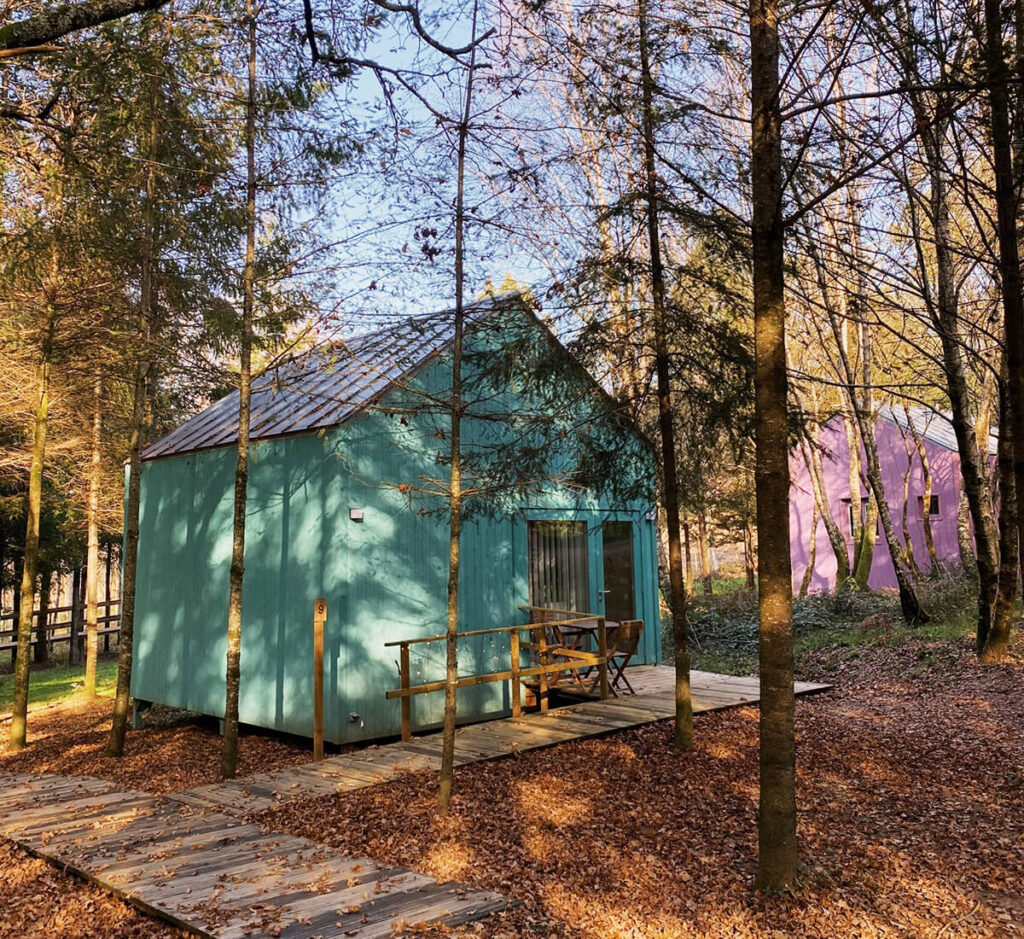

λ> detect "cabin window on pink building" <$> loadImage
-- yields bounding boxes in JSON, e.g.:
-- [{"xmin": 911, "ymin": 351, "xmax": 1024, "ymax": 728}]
[
  {"xmin": 917, "ymin": 495, "xmax": 940, "ymax": 520},
  {"xmin": 840, "ymin": 497, "xmax": 870, "ymax": 537}
]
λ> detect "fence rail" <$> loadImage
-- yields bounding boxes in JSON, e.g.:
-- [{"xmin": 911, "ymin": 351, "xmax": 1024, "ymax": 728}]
[
  {"xmin": 0, "ymin": 598, "xmax": 121, "ymax": 656},
  {"xmin": 385, "ymin": 614, "xmax": 608, "ymax": 741}
]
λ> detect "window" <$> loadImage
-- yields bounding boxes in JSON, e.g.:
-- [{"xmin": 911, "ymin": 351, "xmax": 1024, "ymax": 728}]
[
  {"xmin": 917, "ymin": 495, "xmax": 940, "ymax": 520},
  {"xmin": 527, "ymin": 520, "xmax": 590, "ymax": 613},
  {"xmin": 841, "ymin": 497, "xmax": 870, "ymax": 536}
]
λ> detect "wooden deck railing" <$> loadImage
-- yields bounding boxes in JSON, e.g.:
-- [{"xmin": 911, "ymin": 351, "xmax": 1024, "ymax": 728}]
[{"xmin": 385, "ymin": 615, "xmax": 609, "ymax": 741}]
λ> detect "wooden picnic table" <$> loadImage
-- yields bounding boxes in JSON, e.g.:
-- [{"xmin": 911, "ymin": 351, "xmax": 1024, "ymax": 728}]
[{"xmin": 554, "ymin": 620, "xmax": 618, "ymax": 664}]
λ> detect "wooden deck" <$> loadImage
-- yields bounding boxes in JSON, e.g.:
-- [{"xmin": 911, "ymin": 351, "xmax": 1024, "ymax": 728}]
[
  {"xmin": 0, "ymin": 667, "xmax": 828, "ymax": 938},
  {"xmin": 0, "ymin": 772, "xmax": 506, "ymax": 938},
  {"xmin": 172, "ymin": 666, "xmax": 830, "ymax": 817}
]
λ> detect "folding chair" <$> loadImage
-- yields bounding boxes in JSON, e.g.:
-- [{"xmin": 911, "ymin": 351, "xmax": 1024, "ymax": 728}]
[
  {"xmin": 606, "ymin": 620, "xmax": 643, "ymax": 696},
  {"xmin": 523, "ymin": 608, "xmax": 588, "ymax": 703}
]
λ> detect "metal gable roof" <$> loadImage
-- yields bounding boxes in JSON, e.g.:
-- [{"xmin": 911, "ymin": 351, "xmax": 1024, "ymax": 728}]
[
  {"xmin": 142, "ymin": 294, "xmax": 516, "ymax": 461},
  {"xmin": 881, "ymin": 404, "xmax": 999, "ymax": 457}
]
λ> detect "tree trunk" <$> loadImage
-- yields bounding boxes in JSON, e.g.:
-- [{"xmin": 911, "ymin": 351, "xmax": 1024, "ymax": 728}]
[
  {"xmin": 744, "ymin": 516, "xmax": 757, "ymax": 592},
  {"xmin": 107, "ymin": 67, "xmax": 159, "ymax": 758},
  {"xmin": 920, "ymin": 130, "xmax": 999, "ymax": 646},
  {"xmin": 843, "ymin": 413, "xmax": 870, "ymax": 584},
  {"xmin": 900, "ymin": 451, "xmax": 921, "ymax": 579},
  {"xmin": 957, "ymin": 491, "xmax": 976, "ymax": 572},
  {"xmin": 437, "ymin": 5, "xmax": 480, "ymax": 813},
  {"xmin": 220, "ymin": 0, "xmax": 257, "ymax": 780},
  {"xmin": 984, "ymin": 0, "xmax": 1024, "ymax": 618},
  {"xmin": 656, "ymin": 505, "xmax": 674, "ymax": 613},
  {"xmin": 69, "ymin": 565, "xmax": 83, "ymax": 666},
  {"xmin": 905, "ymin": 417, "xmax": 939, "ymax": 571},
  {"xmin": 858, "ymin": 418, "xmax": 928, "ymax": 621},
  {"xmin": 852, "ymin": 489, "xmax": 878, "ymax": 589},
  {"xmin": 639, "ymin": 0, "xmax": 693, "ymax": 749},
  {"xmin": 683, "ymin": 521, "xmax": 694, "ymax": 596},
  {"xmin": 697, "ymin": 512, "xmax": 713, "ymax": 596},
  {"xmin": 799, "ymin": 499, "xmax": 817, "ymax": 597},
  {"xmin": 9, "ymin": 363, "xmax": 49, "ymax": 751},
  {"xmin": 800, "ymin": 434, "xmax": 850, "ymax": 584},
  {"xmin": 34, "ymin": 565, "xmax": 50, "ymax": 664},
  {"xmin": 104, "ymin": 546, "xmax": 113, "ymax": 653},
  {"xmin": 84, "ymin": 371, "xmax": 102, "ymax": 696},
  {"xmin": 983, "ymin": 375, "xmax": 1018, "ymax": 661},
  {"xmin": 10, "ymin": 553, "xmax": 23, "ymax": 668},
  {"xmin": 749, "ymin": 0, "xmax": 798, "ymax": 889}
]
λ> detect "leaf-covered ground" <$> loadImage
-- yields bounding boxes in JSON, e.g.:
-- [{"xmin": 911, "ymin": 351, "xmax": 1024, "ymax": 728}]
[
  {"xmin": 0, "ymin": 695, "xmax": 310, "ymax": 793},
  {"xmin": 1, "ymin": 631, "xmax": 1022, "ymax": 937},
  {"xmin": 255, "ymin": 635, "xmax": 1024, "ymax": 938},
  {"xmin": 0, "ymin": 840, "xmax": 185, "ymax": 939}
]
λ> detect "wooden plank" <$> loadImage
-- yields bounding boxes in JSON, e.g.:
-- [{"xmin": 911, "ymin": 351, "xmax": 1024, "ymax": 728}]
[
  {"xmin": 133, "ymin": 840, "xmax": 335, "ymax": 901},
  {"xmin": 213, "ymin": 866, "xmax": 436, "ymax": 930},
  {"xmin": 88, "ymin": 826, "xmax": 269, "ymax": 880},
  {"xmin": 1, "ymin": 795, "xmax": 156, "ymax": 841}
]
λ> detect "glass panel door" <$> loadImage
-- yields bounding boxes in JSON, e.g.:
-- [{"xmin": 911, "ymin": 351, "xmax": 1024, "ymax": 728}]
[
  {"xmin": 528, "ymin": 520, "xmax": 590, "ymax": 613},
  {"xmin": 601, "ymin": 521, "xmax": 635, "ymax": 622}
]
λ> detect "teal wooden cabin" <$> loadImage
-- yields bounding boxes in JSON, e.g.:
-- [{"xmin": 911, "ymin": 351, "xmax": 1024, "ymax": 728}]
[{"xmin": 131, "ymin": 294, "xmax": 661, "ymax": 745}]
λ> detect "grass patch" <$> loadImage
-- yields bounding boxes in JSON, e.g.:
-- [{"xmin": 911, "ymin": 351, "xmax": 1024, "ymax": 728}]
[
  {"xmin": 664, "ymin": 573, "xmax": 983, "ymax": 675},
  {"xmin": 0, "ymin": 658, "xmax": 118, "ymax": 712}
]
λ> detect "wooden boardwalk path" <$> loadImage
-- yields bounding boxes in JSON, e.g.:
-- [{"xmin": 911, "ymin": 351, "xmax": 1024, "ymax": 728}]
[
  {"xmin": 0, "ymin": 772, "xmax": 505, "ymax": 938},
  {"xmin": 172, "ymin": 667, "xmax": 830, "ymax": 818},
  {"xmin": 0, "ymin": 667, "xmax": 827, "ymax": 938}
]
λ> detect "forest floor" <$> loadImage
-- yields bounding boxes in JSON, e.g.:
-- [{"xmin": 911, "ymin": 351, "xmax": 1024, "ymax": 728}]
[
  {"xmin": 0, "ymin": 693, "xmax": 310, "ymax": 794},
  {"xmin": 252, "ymin": 629, "xmax": 1024, "ymax": 939},
  {"xmin": 1, "ymin": 579, "xmax": 1022, "ymax": 938},
  {"xmin": 0, "ymin": 838, "xmax": 185, "ymax": 939}
]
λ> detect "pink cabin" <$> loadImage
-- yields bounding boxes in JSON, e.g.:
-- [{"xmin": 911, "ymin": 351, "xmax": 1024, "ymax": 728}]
[{"xmin": 789, "ymin": 406, "xmax": 997, "ymax": 593}]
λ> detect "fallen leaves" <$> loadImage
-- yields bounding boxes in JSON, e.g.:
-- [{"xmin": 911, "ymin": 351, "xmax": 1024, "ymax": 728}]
[
  {"xmin": 0, "ymin": 695, "xmax": 311, "ymax": 793},
  {"xmin": 0, "ymin": 839, "xmax": 184, "ymax": 938},
  {"xmin": 254, "ymin": 634, "xmax": 1024, "ymax": 939},
  {"xmin": 2, "ymin": 633, "xmax": 1022, "ymax": 938}
]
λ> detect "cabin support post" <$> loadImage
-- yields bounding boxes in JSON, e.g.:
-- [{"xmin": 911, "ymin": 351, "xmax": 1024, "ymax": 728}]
[
  {"xmin": 597, "ymin": 617, "xmax": 609, "ymax": 700},
  {"xmin": 510, "ymin": 628, "xmax": 521, "ymax": 717},
  {"xmin": 399, "ymin": 642, "xmax": 412, "ymax": 741},
  {"xmin": 313, "ymin": 598, "xmax": 326, "ymax": 760},
  {"xmin": 131, "ymin": 699, "xmax": 147, "ymax": 730}
]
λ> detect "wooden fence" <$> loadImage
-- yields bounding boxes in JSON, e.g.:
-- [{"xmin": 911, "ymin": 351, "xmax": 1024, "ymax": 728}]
[
  {"xmin": 385, "ymin": 615, "xmax": 608, "ymax": 741},
  {"xmin": 0, "ymin": 598, "xmax": 121, "ymax": 660}
]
